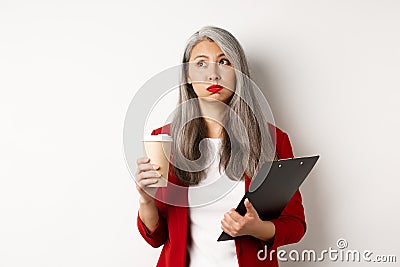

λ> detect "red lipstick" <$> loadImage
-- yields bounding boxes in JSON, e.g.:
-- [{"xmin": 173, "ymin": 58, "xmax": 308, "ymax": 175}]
[{"xmin": 207, "ymin": 84, "xmax": 223, "ymax": 93}]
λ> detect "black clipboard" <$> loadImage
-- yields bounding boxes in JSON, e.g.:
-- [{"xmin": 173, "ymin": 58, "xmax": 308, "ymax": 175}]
[{"xmin": 217, "ymin": 155, "xmax": 319, "ymax": 241}]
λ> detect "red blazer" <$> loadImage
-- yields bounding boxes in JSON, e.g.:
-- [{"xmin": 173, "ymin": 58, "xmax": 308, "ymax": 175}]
[{"xmin": 137, "ymin": 123, "xmax": 306, "ymax": 267}]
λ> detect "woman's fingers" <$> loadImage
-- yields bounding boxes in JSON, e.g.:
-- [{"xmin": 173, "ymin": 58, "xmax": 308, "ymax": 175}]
[
  {"xmin": 136, "ymin": 170, "xmax": 161, "ymax": 182},
  {"xmin": 135, "ymin": 157, "xmax": 161, "ymax": 187},
  {"xmin": 136, "ymin": 163, "xmax": 157, "ymax": 172},
  {"xmin": 228, "ymin": 210, "xmax": 243, "ymax": 223},
  {"xmin": 136, "ymin": 157, "xmax": 150, "ymax": 165},
  {"xmin": 135, "ymin": 166, "xmax": 161, "ymax": 186},
  {"xmin": 221, "ymin": 219, "xmax": 234, "ymax": 236},
  {"xmin": 135, "ymin": 157, "xmax": 162, "ymax": 201},
  {"xmin": 138, "ymin": 178, "xmax": 159, "ymax": 187},
  {"xmin": 136, "ymin": 157, "xmax": 153, "ymax": 173},
  {"xmin": 223, "ymin": 212, "xmax": 240, "ymax": 226}
]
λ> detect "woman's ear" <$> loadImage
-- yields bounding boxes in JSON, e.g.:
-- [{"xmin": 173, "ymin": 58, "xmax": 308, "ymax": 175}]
[{"xmin": 187, "ymin": 76, "xmax": 192, "ymax": 85}]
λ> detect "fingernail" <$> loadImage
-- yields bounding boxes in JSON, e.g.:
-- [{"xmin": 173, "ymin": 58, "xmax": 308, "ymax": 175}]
[{"xmin": 153, "ymin": 164, "xmax": 160, "ymax": 169}]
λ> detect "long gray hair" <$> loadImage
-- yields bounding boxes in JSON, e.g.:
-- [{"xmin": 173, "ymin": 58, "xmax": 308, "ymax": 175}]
[{"xmin": 170, "ymin": 26, "xmax": 277, "ymax": 186}]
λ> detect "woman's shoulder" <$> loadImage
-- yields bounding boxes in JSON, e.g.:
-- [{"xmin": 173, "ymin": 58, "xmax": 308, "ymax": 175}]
[
  {"xmin": 267, "ymin": 123, "xmax": 294, "ymax": 159},
  {"xmin": 150, "ymin": 123, "xmax": 171, "ymax": 135},
  {"xmin": 267, "ymin": 122, "xmax": 287, "ymax": 140}
]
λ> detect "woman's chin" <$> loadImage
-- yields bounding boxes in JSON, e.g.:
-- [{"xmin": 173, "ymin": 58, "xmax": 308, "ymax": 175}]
[{"xmin": 201, "ymin": 92, "xmax": 230, "ymax": 101}]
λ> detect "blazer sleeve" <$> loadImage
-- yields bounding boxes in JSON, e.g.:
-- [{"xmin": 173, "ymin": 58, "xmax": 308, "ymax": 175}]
[
  {"xmin": 136, "ymin": 129, "xmax": 169, "ymax": 248},
  {"xmin": 136, "ymin": 200, "xmax": 168, "ymax": 248},
  {"xmin": 265, "ymin": 131, "xmax": 307, "ymax": 250}
]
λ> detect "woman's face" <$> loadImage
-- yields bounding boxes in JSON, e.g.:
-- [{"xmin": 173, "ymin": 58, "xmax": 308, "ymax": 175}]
[{"xmin": 187, "ymin": 40, "xmax": 236, "ymax": 104}]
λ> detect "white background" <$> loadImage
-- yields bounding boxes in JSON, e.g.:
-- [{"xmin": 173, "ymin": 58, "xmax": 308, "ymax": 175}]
[{"xmin": 1, "ymin": 1, "xmax": 399, "ymax": 266}]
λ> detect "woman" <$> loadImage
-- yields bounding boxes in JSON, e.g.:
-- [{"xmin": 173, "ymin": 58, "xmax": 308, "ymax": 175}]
[{"xmin": 135, "ymin": 26, "xmax": 306, "ymax": 267}]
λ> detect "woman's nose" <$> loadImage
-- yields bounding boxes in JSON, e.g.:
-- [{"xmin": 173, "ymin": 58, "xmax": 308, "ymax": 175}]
[
  {"xmin": 208, "ymin": 73, "xmax": 220, "ymax": 82},
  {"xmin": 208, "ymin": 64, "xmax": 221, "ymax": 82}
]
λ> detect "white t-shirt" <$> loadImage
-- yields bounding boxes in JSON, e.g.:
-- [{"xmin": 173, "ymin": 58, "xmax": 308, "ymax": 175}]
[{"xmin": 187, "ymin": 138, "xmax": 245, "ymax": 267}]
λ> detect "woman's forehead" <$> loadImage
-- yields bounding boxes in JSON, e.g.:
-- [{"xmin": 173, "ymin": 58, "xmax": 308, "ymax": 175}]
[{"xmin": 190, "ymin": 40, "xmax": 224, "ymax": 60}]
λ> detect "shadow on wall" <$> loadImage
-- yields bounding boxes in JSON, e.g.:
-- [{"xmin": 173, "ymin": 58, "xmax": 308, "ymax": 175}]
[{"xmin": 248, "ymin": 55, "xmax": 330, "ymax": 266}]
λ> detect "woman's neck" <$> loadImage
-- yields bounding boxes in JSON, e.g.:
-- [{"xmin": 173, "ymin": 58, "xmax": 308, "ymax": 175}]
[
  {"xmin": 204, "ymin": 119, "xmax": 223, "ymax": 138},
  {"xmin": 198, "ymin": 98, "xmax": 227, "ymax": 138}
]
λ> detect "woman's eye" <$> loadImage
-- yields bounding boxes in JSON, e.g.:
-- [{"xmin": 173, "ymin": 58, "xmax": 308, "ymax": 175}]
[
  {"xmin": 197, "ymin": 61, "xmax": 207, "ymax": 67},
  {"xmin": 219, "ymin": 59, "xmax": 230, "ymax": 65}
]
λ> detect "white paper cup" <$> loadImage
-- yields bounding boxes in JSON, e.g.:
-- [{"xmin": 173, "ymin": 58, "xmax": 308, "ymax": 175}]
[{"xmin": 142, "ymin": 134, "xmax": 173, "ymax": 187}]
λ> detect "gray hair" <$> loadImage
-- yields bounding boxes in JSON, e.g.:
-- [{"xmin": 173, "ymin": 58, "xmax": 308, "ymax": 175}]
[{"xmin": 170, "ymin": 26, "xmax": 276, "ymax": 185}]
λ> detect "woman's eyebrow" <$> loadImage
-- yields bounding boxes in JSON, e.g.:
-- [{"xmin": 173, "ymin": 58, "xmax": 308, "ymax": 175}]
[
  {"xmin": 193, "ymin": 53, "xmax": 226, "ymax": 60},
  {"xmin": 193, "ymin": 55, "xmax": 209, "ymax": 60}
]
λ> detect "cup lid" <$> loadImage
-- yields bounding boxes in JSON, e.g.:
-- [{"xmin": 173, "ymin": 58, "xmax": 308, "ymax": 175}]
[{"xmin": 142, "ymin": 134, "xmax": 173, "ymax": 142}]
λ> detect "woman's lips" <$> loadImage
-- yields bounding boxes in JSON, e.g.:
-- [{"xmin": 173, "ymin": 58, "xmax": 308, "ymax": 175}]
[{"xmin": 207, "ymin": 84, "xmax": 223, "ymax": 93}]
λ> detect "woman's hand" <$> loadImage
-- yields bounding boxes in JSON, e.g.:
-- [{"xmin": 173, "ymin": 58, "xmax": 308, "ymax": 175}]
[
  {"xmin": 135, "ymin": 157, "xmax": 161, "ymax": 205},
  {"xmin": 221, "ymin": 198, "xmax": 276, "ymax": 241}
]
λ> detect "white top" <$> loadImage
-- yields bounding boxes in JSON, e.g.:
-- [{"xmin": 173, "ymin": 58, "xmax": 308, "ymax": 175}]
[{"xmin": 187, "ymin": 138, "xmax": 244, "ymax": 267}]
